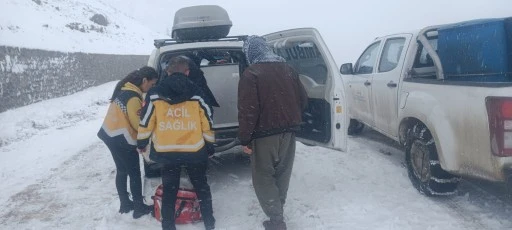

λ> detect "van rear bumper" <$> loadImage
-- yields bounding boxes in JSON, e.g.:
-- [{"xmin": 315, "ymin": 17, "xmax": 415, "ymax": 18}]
[{"xmin": 213, "ymin": 127, "xmax": 240, "ymax": 152}]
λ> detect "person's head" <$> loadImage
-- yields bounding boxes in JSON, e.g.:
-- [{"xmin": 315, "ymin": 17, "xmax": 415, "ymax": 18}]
[
  {"xmin": 243, "ymin": 35, "xmax": 285, "ymax": 65},
  {"xmin": 166, "ymin": 56, "xmax": 191, "ymax": 77},
  {"xmin": 110, "ymin": 66, "xmax": 158, "ymax": 101},
  {"xmin": 137, "ymin": 66, "xmax": 159, "ymax": 92},
  {"xmin": 187, "ymin": 53, "xmax": 202, "ymax": 67}
]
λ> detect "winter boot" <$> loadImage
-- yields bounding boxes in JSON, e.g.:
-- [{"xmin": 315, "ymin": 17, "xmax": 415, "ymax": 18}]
[
  {"xmin": 119, "ymin": 193, "xmax": 134, "ymax": 214},
  {"xmin": 204, "ymin": 215, "xmax": 216, "ymax": 230},
  {"xmin": 263, "ymin": 219, "xmax": 287, "ymax": 230},
  {"xmin": 133, "ymin": 201, "xmax": 153, "ymax": 219},
  {"xmin": 119, "ymin": 200, "xmax": 134, "ymax": 214}
]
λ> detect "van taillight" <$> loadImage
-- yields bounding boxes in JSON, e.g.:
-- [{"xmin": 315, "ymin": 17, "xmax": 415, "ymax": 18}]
[{"xmin": 486, "ymin": 97, "xmax": 512, "ymax": 156}]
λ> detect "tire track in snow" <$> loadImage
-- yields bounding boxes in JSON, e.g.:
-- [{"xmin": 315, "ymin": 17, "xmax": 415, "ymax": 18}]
[
  {"xmin": 0, "ymin": 142, "xmax": 131, "ymax": 229},
  {"xmin": 354, "ymin": 129, "xmax": 512, "ymax": 229},
  {"xmin": 447, "ymin": 180, "xmax": 512, "ymax": 229}
]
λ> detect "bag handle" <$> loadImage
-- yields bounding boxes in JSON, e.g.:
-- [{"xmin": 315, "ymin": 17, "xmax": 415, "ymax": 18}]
[{"xmin": 175, "ymin": 200, "xmax": 187, "ymax": 218}]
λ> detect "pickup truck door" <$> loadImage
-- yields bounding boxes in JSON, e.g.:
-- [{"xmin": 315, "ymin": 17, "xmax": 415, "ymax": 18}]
[
  {"xmin": 370, "ymin": 34, "xmax": 412, "ymax": 137},
  {"xmin": 347, "ymin": 40, "xmax": 383, "ymax": 127},
  {"xmin": 264, "ymin": 28, "xmax": 348, "ymax": 151}
]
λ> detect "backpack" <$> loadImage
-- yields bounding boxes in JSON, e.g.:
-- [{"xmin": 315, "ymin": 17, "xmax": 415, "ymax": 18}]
[{"xmin": 152, "ymin": 184, "xmax": 202, "ymax": 224}]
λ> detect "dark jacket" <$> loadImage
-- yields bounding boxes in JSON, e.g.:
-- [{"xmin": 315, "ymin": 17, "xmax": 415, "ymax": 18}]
[
  {"xmin": 138, "ymin": 73, "xmax": 214, "ymax": 164},
  {"xmin": 237, "ymin": 62, "xmax": 308, "ymax": 146},
  {"xmin": 188, "ymin": 68, "xmax": 220, "ymax": 108}
]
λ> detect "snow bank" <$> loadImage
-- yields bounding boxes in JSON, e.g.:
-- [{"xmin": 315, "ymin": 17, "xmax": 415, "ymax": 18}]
[{"xmin": 0, "ymin": 81, "xmax": 116, "ymax": 206}]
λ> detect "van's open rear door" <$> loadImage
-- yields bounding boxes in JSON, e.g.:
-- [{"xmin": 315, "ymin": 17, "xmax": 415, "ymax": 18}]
[{"xmin": 264, "ymin": 28, "xmax": 348, "ymax": 151}]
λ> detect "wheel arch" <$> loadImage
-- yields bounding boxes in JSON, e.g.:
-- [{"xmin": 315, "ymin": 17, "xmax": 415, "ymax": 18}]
[{"xmin": 399, "ymin": 115, "xmax": 458, "ymax": 173}]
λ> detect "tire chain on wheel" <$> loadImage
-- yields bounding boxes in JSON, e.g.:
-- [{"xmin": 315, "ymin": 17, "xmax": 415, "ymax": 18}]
[{"xmin": 406, "ymin": 123, "xmax": 460, "ymax": 196}]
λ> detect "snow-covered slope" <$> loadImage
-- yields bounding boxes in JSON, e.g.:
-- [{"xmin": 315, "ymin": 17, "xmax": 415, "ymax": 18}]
[{"xmin": 0, "ymin": 0, "xmax": 166, "ymax": 54}]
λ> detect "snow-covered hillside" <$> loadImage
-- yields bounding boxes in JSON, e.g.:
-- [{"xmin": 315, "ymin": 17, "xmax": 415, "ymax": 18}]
[{"xmin": 0, "ymin": 0, "xmax": 165, "ymax": 54}]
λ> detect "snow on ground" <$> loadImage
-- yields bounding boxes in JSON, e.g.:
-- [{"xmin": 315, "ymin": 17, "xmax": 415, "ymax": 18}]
[
  {"xmin": 1, "ymin": 82, "xmax": 512, "ymax": 229},
  {"xmin": 0, "ymin": 81, "xmax": 116, "ymax": 206},
  {"xmin": 0, "ymin": 0, "xmax": 165, "ymax": 54}
]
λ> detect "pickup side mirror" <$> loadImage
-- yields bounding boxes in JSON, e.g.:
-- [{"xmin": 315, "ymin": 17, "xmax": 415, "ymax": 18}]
[{"xmin": 340, "ymin": 63, "xmax": 353, "ymax": 75}]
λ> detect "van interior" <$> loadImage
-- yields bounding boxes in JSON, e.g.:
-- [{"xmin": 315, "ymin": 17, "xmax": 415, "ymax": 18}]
[{"xmin": 157, "ymin": 41, "xmax": 333, "ymax": 148}]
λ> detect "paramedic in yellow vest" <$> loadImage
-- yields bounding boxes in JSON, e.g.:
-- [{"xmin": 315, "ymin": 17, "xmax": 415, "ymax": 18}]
[
  {"xmin": 137, "ymin": 56, "xmax": 215, "ymax": 230},
  {"xmin": 97, "ymin": 66, "xmax": 158, "ymax": 219}
]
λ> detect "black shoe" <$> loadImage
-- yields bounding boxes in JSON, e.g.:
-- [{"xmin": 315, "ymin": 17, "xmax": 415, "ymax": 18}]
[
  {"xmin": 162, "ymin": 220, "xmax": 177, "ymax": 230},
  {"xmin": 162, "ymin": 225, "xmax": 177, "ymax": 230},
  {"xmin": 263, "ymin": 220, "xmax": 287, "ymax": 230},
  {"xmin": 205, "ymin": 223, "xmax": 215, "ymax": 230},
  {"xmin": 204, "ymin": 216, "xmax": 216, "ymax": 230},
  {"xmin": 133, "ymin": 203, "xmax": 153, "ymax": 219},
  {"xmin": 119, "ymin": 200, "xmax": 134, "ymax": 214}
]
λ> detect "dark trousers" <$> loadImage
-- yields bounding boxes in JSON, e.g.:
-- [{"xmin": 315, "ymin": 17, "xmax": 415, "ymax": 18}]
[
  {"xmin": 104, "ymin": 141, "xmax": 143, "ymax": 203},
  {"xmin": 161, "ymin": 161, "xmax": 215, "ymax": 230},
  {"xmin": 251, "ymin": 132, "xmax": 296, "ymax": 221}
]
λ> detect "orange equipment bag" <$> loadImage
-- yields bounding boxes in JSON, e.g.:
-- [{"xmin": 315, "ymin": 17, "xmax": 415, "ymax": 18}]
[{"xmin": 152, "ymin": 184, "xmax": 202, "ymax": 224}]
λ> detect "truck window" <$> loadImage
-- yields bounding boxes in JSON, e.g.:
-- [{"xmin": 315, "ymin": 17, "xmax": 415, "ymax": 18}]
[
  {"xmin": 272, "ymin": 41, "xmax": 328, "ymax": 84},
  {"xmin": 409, "ymin": 37, "xmax": 438, "ymax": 79},
  {"xmin": 414, "ymin": 38, "xmax": 438, "ymax": 68},
  {"xmin": 378, "ymin": 38, "xmax": 405, "ymax": 72},
  {"xmin": 354, "ymin": 41, "xmax": 381, "ymax": 74}
]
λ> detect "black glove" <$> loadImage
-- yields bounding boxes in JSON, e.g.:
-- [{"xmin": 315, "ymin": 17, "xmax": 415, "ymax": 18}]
[{"xmin": 206, "ymin": 143, "xmax": 215, "ymax": 157}]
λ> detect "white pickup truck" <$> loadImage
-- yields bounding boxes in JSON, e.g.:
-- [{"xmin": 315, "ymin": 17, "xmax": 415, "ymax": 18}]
[{"xmin": 341, "ymin": 18, "xmax": 512, "ymax": 196}]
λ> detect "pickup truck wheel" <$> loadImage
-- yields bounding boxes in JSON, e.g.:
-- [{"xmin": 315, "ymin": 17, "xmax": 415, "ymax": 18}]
[
  {"xmin": 348, "ymin": 119, "xmax": 365, "ymax": 135},
  {"xmin": 405, "ymin": 124, "xmax": 460, "ymax": 196}
]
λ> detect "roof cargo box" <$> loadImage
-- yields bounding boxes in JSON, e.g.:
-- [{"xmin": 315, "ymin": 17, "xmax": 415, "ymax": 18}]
[
  {"xmin": 172, "ymin": 5, "xmax": 232, "ymax": 41},
  {"xmin": 437, "ymin": 17, "xmax": 512, "ymax": 82}
]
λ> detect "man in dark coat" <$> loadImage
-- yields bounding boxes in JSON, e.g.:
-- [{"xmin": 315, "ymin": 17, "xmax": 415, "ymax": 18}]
[
  {"xmin": 186, "ymin": 55, "xmax": 220, "ymax": 108},
  {"xmin": 238, "ymin": 35, "xmax": 308, "ymax": 230}
]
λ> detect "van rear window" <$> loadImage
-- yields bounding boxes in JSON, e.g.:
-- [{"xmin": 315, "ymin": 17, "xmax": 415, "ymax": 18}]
[
  {"xmin": 158, "ymin": 49, "xmax": 247, "ymax": 78},
  {"xmin": 273, "ymin": 41, "xmax": 328, "ymax": 85}
]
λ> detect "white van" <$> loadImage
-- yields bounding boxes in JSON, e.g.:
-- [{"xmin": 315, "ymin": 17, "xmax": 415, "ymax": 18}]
[{"xmin": 143, "ymin": 5, "xmax": 348, "ymax": 179}]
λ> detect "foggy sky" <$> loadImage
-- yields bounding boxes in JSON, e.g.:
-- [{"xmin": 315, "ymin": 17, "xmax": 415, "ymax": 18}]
[{"xmin": 117, "ymin": 0, "xmax": 511, "ymax": 66}]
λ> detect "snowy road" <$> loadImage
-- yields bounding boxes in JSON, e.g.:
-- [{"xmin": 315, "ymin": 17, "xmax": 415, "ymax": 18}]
[{"xmin": 1, "ymin": 82, "xmax": 512, "ymax": 230}]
